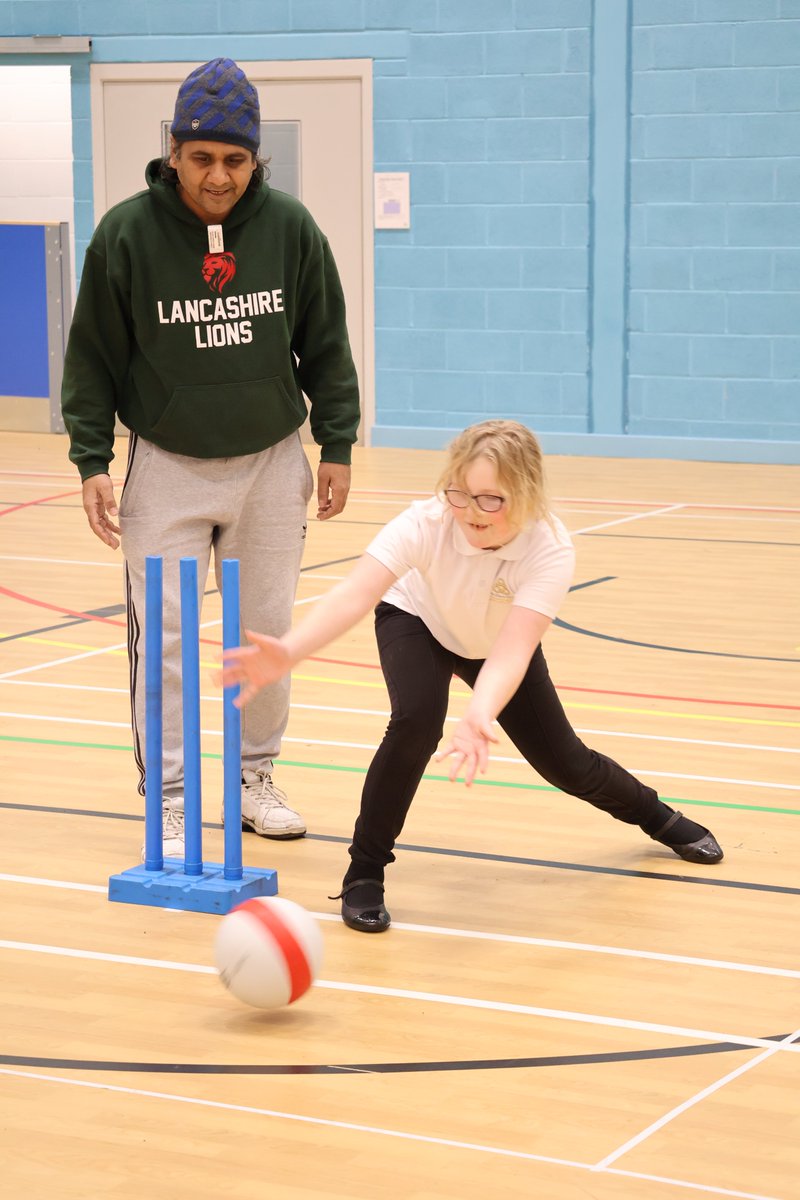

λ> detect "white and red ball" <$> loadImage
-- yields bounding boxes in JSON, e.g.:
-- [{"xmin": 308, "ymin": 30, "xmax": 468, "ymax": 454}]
[{"xmin": 214, "ymin": 895, "xmax": 323, "ymax": 1009}]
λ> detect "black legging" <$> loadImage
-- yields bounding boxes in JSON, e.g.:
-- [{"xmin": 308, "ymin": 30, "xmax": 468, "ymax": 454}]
[{"xmin": 346, "ymin": 602, "xmax": 671, "ymax": 880}]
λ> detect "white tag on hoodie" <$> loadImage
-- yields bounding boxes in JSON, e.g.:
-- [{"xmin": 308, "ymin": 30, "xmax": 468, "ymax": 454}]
[{"xmin": 207, "ymin": 225, "xmax": 224, "ymax": 253}]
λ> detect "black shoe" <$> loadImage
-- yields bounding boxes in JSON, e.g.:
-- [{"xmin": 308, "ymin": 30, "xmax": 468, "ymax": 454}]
[
  {"xmin": 651, "ymin": 810, "xmax": 724, "ymax": 865},
  {"xmin": 330, "ymin": 879, "xmax": 391, "ymax": 933}
]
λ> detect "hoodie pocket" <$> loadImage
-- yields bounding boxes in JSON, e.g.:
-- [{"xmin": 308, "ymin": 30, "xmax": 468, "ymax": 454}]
[{"xmin": 151, "ymin": 376, "xmax": 306, "ymax": 458}]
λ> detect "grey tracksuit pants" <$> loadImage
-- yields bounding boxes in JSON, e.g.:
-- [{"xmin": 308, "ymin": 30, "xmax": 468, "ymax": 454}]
[{"xmin": 119, "ymin": 432, "xmax": 314, "ymax": 800}]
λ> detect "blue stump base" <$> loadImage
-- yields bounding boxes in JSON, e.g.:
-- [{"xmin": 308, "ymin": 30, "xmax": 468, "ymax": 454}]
[{"xmin": 108, "ymin": 859, "xmax": 279, "ymax": 915}]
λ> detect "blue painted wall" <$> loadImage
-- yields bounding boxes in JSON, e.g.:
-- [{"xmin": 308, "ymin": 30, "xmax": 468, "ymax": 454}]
[
  {"xmin": 629, "ymin": 0, "xmax": 800, "ymax": 449},
  {"xmin": 2, "ymin": 0, "xmax": 799, "ymax": 462}
]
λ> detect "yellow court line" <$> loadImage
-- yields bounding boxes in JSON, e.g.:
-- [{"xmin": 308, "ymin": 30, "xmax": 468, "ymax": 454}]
[
  {"xmin": 292, "ymin": 674, "xmax": 799, "ymax": 728},
  {"xmin": 4, "ymin": 636, "xmax": 798, "ymax": 730},
  {"xmin": 1, "ymin": 634, "xmax": 129, "ymax": 657}
]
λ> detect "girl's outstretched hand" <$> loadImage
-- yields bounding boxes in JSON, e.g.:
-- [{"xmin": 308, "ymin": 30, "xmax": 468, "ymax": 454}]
[
  {"xmin": 434, "ymin": 714, "xmax": 498, "ymax": 786},
  {"xmin": 215, "ymin": 631, "xmax": 292, "ymax": 709}
]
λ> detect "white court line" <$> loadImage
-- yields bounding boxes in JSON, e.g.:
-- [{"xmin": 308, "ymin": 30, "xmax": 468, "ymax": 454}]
[
  {"xmin": 1, "ymin": 938, "xmax": 797, "ymax": 1055},
  {"xmin": 556, "ymin": 496, "xmax": 800, "ymax": 515},
  {"xmin": 2, "ymin": 471, "xmax": 798, "ymax": 513},
  {"xmin": 2, "ymin": 681, "xmax": 799, "ymax": 757},
  {"xmin": 595, "ymin": 1027, "xmax": 800, "ymax": 1172},
  {"xmin": 0, "ymin": 595, "xmax": 325, "ymax": 682},
  {"xmin": 564, "ymin": 510, "xmax": 800, "ymax": 526},
  {"xmin": 1, "ymin": 681, "xmax": 143, "ymax": 696},
  {"xmin": 607, "ymin": 1171, "xmax": 779, "ymax": 1200},
  {"xmin": 0, "ymin": 554, "xmax": 120, "ymax": 567},
  {"xmin": 0, "ymin": 471, "xmax": 86, "ymax": 480},
  {"xmin": 0, "ymin": 554, "xmax": 344, "ymax": 578},
  {"xmin": 0, "ymin": 640, "xmax": 130, "ymax": 680},
  {"xmin": 0, "ymin": 709, "xmax": 793, "ymax": 792},
  {"xmin": 0, "ymin": 874, "xmax": 107, "ymax": 894},
  {"xmin": 621, "ymin": 769, "xmax": 796, "ymax": 792},
  {"xmin": 572, "ymin": 503, "xmax": 685, "ymax": 535},
  {"xmin": 566, "ymin": 727, "xmax": 800, "ymax": 756},
  {"xmin": 3, "ymin": 873, "xmax": 800, "ymax": 982},
  {"xmin": 0, "ymin": 1069, "xmax": 781, "ymax": 1200},
  {"xmin": 0, "ymin": 616, "xmax": 234, "ymax": 682}
]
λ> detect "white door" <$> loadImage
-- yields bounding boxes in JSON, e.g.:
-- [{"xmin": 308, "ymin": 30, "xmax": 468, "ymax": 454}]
[{"xmin": 90, "ymin": 60, "xmax": 373, "ymax": 441}]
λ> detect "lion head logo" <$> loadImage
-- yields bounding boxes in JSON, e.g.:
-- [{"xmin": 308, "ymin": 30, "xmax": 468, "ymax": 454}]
[{"xmin": 202, "ymin": 252, "xmax": 237, "ymax": 294}]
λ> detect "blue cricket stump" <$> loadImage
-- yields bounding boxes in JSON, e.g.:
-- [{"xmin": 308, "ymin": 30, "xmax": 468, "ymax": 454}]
[{"xmin": 108, "ymin": 555, "xmax": 278, "ymax": 914}]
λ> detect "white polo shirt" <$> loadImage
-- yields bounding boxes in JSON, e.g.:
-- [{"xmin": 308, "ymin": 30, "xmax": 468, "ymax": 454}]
[{"xmin": 365, "ymin": 496, "xmax": 575, "ymax": 660}]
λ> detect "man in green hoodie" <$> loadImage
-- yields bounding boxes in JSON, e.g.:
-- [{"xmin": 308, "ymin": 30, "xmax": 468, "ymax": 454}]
[{"xmin": 61, "ymin": 58, "xmax": 360, "ymax": 857}]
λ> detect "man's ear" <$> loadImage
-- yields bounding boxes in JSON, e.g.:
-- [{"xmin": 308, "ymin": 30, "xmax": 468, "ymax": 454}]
[{"xmin": 169, "ymin": 137, "xmax": 179, "ymax": 168}]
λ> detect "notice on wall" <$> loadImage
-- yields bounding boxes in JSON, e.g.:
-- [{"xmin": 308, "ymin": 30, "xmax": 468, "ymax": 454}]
[{"xmin": 374, "ymin": 172, "xmax": 410, "ymax": 229}]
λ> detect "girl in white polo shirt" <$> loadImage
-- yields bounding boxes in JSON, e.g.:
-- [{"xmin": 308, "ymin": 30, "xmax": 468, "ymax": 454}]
[{"xmin": 219, "ymin": 420, "xmax": 723, "ymax": 933}]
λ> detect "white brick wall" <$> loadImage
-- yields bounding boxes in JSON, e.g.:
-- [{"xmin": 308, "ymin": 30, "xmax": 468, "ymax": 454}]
[{"xmin": 0, "ymin": 64, "xmax": 74, "ymax": 292}]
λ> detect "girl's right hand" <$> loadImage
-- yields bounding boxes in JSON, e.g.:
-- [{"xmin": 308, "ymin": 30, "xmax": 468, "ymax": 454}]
[
  {"xmin": 214, "ymin": 631, "xmax": 292, "ymax": 708},
  {"xmin": 434, "ymin": 713, "xmax": 498, "ymax": 786}
]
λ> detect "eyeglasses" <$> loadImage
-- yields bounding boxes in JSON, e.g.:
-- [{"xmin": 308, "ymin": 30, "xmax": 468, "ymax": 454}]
[{"xmin": 443, "ymin": 488, "xmax": 506, "ymax": 514}]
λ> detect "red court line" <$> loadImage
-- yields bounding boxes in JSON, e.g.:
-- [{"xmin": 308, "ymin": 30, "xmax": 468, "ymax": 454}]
[
  {"xmin": 0, "ymin": 585, "xmax": 219, "ymax": 648},
  {"xmin": 309, "ymin": 655, "xmax": 381, "ymax": 671},
  {"xmin": 351, "ymin": 491, "xmax": 800, "ymax": 515},
  {"xmin": 554, "ymin": 683, "xmax": 800, "ymax": 712},
  {"xmin": 0, "ymin": 486, "xmax": 127, "ymax": 628},
  {"xmin": 0, "ymin": 489, "xmax": 83, "ymax": 518},
  {"xmin": 4, "ymin": 580, "xmax": 796, "ymax": 710},
  {"xmin": 303, "ymin": 655, "xmax": 798, "ymax": 712},
  {"xmin": 0, "ymin": 584, "xmax": 126, "ymax": 628},
  {"xmin": 3, "ymin": 480, "xmax": 797, "ymax": 516},
  {"xmin": 4, "ymin": 584, "xmax": 795, "ymax": 713},
  {"xmin": 4, "ymin": 489, "xmax": 794, "ymax": 712},
  {"xmin": 0, "ymin": 470, "xmax": 82, "ymax": 479}
]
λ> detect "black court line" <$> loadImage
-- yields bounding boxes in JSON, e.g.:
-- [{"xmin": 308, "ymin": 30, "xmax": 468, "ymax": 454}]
[
  {"xmin": 300, "ymin": 556, "xmax": 361, "ymax": 571},
  {"xmin": 1, "ymin": 617, "xmax": 93, "ymax": 644},
  {"xmin": 568, "ymin": 575, "xmax": 616, "ymax": 591},
  {"xmin": 0, "ymin": 603, "xmax": 127, "ymax": 645},
  {"xmin": 0, "ymin": 1036, "xmax": 789, "ymax": 1076},
  {"xmin": 554, "ymin": 615, "xmax": 800, "ymax": 664},
  {"xmin": 0, "ymin": 499, "xmax": 82, "ymax": 510},
  {"xmin": 584, "ymin": 532, "xmax": 800, "ymax": 549},
  {"xmin": 2, "ymin": 802, "xmax": 798, "ymax": 897},
  {"xmin": 0, "ymin": 560, "xmax": 360, "ymax": 645}
]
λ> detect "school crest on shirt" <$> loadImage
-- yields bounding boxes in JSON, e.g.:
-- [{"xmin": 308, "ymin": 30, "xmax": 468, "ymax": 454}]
[
  {"xmin": 490, "ymin": 578, "xmax": 513, "ymax": 602},
  {"xmin": 202, "ymin": 251, "xmax": 237, "ymax": 293}
]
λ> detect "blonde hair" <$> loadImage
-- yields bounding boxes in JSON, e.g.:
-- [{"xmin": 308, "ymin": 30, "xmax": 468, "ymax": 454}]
[{"xmin": 436, "ymin": 419, "xmax": 550, "ymax": 527}]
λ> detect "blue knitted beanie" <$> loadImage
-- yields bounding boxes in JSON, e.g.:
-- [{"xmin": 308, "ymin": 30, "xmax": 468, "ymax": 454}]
[{"xmin": 171, "ymin": 58, "xmax": 260, "ymax": 153}]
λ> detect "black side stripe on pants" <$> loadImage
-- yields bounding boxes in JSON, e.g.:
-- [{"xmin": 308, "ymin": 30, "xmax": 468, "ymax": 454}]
[{"xmin": 123, "ymin": 434, "xmax": 146, "ymax": 797}]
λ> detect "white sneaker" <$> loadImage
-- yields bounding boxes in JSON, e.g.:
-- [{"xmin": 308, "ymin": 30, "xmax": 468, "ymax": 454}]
[
  {"xmin": 141, "ymin": 798, "xmax": 185, "ymax": 861},
  {"xmin": 239, "ymin": 767, "xmax": 306, "ymax": 839}
]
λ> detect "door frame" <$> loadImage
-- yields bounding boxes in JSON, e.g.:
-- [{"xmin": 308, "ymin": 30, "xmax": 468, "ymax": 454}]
[{"xmin": 89, "ymin": 59, "xmax": 374, "ymax": 443}]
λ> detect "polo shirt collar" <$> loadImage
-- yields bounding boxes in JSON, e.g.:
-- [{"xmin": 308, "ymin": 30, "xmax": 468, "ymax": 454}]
[{"xmin": 451, "ymin": 519, "xmax": 535, "ymax": 560}]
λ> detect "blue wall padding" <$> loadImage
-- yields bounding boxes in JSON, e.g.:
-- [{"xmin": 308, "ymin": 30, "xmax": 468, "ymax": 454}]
[{"xmin": 0, "ymin": 224, "xmax": 50, "ymax": 398}]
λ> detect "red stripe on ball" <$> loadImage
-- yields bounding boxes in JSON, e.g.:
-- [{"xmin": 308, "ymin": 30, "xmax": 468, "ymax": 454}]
[{"xmin": 236, "ymin": 899, "xmax": 313, "ymax": 1003}]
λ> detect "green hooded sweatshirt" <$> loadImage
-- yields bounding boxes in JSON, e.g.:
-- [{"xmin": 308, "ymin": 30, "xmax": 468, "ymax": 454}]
[{"xmin": 61, "ymin": 160, "xmax": 360, "ymax": 481}]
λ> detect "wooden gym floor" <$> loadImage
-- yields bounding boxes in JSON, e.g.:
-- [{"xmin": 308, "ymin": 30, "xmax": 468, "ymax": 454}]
[{"xmin": 1, "ymin": 430, "xmax": 798, "ymax": 1200}]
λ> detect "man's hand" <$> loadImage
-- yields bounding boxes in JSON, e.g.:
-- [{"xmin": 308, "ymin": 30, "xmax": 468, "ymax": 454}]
[
  {"xmin": 82, "ymin": 474, "xmax": 120, "ymax": 549},
  {"xmin": 316, "ymin": 462, "xmax": 351, "ymax": 520}
]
